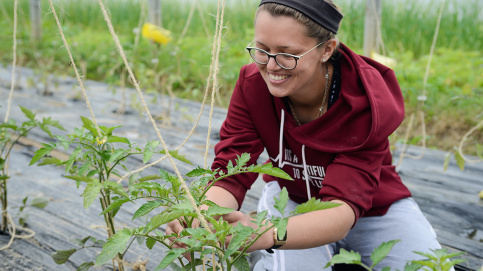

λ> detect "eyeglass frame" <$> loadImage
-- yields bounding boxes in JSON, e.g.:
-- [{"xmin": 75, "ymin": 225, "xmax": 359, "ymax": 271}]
[{"xmin": 246, "ymin": 40, "xmax": 326, "ymax": 70}]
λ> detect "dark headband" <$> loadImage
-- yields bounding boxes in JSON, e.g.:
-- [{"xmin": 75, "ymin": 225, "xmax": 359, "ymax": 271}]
[{"xmin": 259, "ymin": 0, "xmax": 343, "ymax": 34}]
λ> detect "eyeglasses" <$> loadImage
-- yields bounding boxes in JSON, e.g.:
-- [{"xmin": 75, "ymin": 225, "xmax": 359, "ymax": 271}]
[{"xmin": 246, "ymin": 40, "xmax": 325, "ymax": 70}]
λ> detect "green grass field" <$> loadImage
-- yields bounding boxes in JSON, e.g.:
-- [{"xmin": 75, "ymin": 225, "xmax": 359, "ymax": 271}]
[{"xmin": 0, "ymin": 0, "xmax": 481, "ymax": 154}]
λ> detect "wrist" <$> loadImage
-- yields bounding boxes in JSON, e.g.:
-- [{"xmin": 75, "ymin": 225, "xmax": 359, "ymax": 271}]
[{"xmin": 265, "ymin": 225, "xmax": 287, "ymax": 253}]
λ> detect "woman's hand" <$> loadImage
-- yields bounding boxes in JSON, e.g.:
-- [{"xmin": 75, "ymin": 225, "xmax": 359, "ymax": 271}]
[
  {"xmin": 165, "ymin": 218, "xmax": 200, "ymax": 261},
  {"xmin": 222, "ymin": 211, "xmax": 274, "ymax": 253}
]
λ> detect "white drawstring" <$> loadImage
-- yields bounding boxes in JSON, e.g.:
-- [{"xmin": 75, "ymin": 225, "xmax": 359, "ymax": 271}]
[
  {"xmin": 279, "ymin": 109, "xmax": 285, "ymax": 168},
  {"xmin": 301, "ymin": 144, "xmax": 311, "ymax": 200}
]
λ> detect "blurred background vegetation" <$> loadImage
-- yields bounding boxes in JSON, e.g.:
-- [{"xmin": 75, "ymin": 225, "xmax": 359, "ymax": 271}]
[{"xmin": 0, "ymin": 0, "xmax": 481, "ymax": 155}]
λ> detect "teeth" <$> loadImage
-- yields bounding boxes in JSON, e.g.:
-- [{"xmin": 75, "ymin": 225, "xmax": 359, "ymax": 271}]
[{"xmin": 269, "ymin": 74, "xmax": 289, "ymax": 81}]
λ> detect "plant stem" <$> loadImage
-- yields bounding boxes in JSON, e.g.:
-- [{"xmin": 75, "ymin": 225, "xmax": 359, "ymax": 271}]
[
  {"xmin": 191, "ymin": 251, "xmax": 196, "ymax": 271},
  {"xmin": 1, "ymin": 178, "xmax": 7, "ymax": 233}
]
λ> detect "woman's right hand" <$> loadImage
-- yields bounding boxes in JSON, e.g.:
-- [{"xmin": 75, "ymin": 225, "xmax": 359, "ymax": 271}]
[{"xmin": 166, "ymin": 218, "xmax": 199, "ymax": 261}]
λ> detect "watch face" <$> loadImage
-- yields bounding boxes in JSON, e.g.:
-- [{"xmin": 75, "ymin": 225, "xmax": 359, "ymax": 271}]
[{"xmin": 274, "ymin": 228, "xmax": 287, "ymax": 245}]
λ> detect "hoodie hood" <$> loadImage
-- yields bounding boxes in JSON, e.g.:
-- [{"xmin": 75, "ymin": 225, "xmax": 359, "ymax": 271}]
[{"xmin": 272, "ymin": 43, "xmax": 405, "ymax": 152}]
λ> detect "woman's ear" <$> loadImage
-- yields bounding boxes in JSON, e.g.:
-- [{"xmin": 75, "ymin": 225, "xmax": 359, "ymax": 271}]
[{"xmin": 321, "ymin": 39, "xmax": 337, "ymax": 63}]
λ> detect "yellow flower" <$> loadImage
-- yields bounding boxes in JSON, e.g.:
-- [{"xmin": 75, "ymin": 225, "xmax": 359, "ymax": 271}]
[
  {"xmin": 142, "ymin": 23, "xmax": 172, "ymax": 45},
  {"xmin": 96, "ymin": 137, "xmax": 107, "ymax": 146}
]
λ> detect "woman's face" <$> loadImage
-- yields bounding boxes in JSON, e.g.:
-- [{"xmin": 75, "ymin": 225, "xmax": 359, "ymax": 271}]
[{"xmin": 254, "ymin": 10, "xmax": 326, "ymax": 100}]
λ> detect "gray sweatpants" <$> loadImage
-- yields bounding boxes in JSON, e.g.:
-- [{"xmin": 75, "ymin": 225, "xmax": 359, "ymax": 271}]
[{"xmin": 252, "ymin": 181, "xmax": 444, "ymax": 271}]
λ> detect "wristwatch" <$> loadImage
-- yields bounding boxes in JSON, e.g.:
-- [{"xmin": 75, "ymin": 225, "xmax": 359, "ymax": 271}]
[{"xmin": 266, "ymin": 227, "xmax": 287, "ymax": 254}]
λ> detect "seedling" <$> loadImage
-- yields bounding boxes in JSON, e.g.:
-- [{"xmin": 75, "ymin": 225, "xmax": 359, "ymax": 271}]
[{"xmin": 1, "ymin": 106, "xmax": 64, "ymax": 234}]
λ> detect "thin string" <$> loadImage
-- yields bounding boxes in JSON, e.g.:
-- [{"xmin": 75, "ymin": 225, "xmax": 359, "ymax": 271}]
[
  {"xmin": 97, "ymin": 0, "xmax": 212, "ymax": 232},
  {"xmin": 458, "ymin": 119, "xmax": 483, "ymax": 163},
  {"xmin": 0, "ymin": 211, "xmax": 35, "ymax": 251},
  {"xmin": 204, "ymin": 0, "xmax": 226, "ymax": 168},
  {"xmin": 178, "ymin": 0, "xmax": 198, "ymax": 43},
  {"xmin": 117, "ymin": 0, "xmax": 225, "ymax": 184},
  {"xmin": 396, "ymin": 0, "xmax": 445, "ymax": 168},
  {"xmin": 4, "ymin": 0, "xmax": 18, "ymax": 123},
  {"xmin": 47, "ymin": 0, "xmax": 102, "ymax": 137}
]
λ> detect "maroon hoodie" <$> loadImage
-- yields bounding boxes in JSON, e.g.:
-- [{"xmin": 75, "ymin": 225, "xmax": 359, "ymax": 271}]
[{"xmin": 212, "ymin": 43, "xmax": 411, "ymax": 222}]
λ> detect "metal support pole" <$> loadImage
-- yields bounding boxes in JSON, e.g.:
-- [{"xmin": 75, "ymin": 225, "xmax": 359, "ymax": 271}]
[
  {"xmin": 30, "ymin": 0, "xmax": 42, "ymax": 41},
  {"xmin": 148, "ymin": 0, "xmax": 162, "ymax": 27},
  {"xmin": 363, "ymin": 0, "xmax": 382, "ymax": 57}
]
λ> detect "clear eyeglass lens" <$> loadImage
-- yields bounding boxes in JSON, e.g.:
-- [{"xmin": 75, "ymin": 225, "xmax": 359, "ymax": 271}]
[{"xmin": 249, "ymin": 49, "xmax": 296, "ymax": 69}]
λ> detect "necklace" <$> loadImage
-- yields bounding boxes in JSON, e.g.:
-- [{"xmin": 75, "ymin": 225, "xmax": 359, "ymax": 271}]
[{"xmin": 289, "ymin": 62, "xmax": 331, "ymax": 126}]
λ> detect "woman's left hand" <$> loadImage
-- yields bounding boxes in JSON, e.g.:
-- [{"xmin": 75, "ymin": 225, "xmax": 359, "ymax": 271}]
[{"xmin": 221, "ymin": 211, "xmax": 274, "ymax": 253}]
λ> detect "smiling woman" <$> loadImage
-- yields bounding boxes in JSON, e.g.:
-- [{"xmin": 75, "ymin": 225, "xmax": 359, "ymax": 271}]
[{"xmin": 165, "ymin": 0, "xmax": 452, "ymax": 270}]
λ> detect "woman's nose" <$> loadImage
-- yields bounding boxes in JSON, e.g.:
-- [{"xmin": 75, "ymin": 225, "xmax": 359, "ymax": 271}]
[{"xmin": 267, "ymin": 56, "xmax": 280, "ymax": 70}]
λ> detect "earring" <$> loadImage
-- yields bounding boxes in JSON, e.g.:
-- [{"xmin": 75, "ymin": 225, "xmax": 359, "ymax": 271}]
[{"xmin": 323, "ymin": 59, "xmax": 326, "ymax": 62}]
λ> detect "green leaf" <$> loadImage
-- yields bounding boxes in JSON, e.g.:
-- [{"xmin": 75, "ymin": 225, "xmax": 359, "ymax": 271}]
[
  {"xmin": 235, "ymin": 153, "xmax": 251, "ymax": 168},
  {"xmin": 51, "ymin": 249, "xmax": 77, "ymax": 264},
  {"xmin": 185, "ymin": 166, "xmax": 212, "ymax": 177},
  {"xmin": 370, "ymin": 240, "xmax": 400, "ymax": 268},
  {"xmin": 96, "ymin": 229, "xmax": 132, "ymax": 265},
  {"xmin": 100, "ymin": 198, "xmax": 131, "ymax": 215},
  {"xmin": 232, "ymin": 255, "xmax": 250, "ymax": 271},
  {"xmin": 0, "ymin": 158, "xmax": 5, "ymax": 170},
  {"xmin": 81, "ymin": 117, "xmax": 99, "ymax": 137},
  {"xmin": 454, "ymin": 151, "xmax": 465, "ymax": 171},
  {"xmin": 143, "ymin": 141, "xmax": 160, "ymax": 163},
  {"xmin": 41, "ymin": 117, "xmax": 65, "ymax": 131},
  {"xmin": 77, "ymin": 162, "xmax": 91, "ymax": 176},
  {"xmin": 146, "ymin": 237, "xmax": 157, "ymax": 250},
  {"xmin": 70, "ymin": 236, "xmax": 95, "ymax": 246},
  {"xmin": 404, "ymin": 262, "xmax": 423, "ymax": 271},
  {"xmin": 82, "ymin": 181, "xmax": 101, "ymax": 209},
  {"xmin": 273, "ymin": 217, "xmax": 288, "ymax": 242},
  {"xmin": 65, "ymin": 147, "xmax": 82, "ymax": 174},
  {"xmin": 29, "ymin": 146, "xmax": 54, "ymax": 166},
  {"xmin": 40, "ymin": 124, "xmax": 54, "ymax": 138},
  {"xmin": 250, "ymin": 164, "xmax": 293, "ymax": 180},
  {"xmin": 108, "ymin": 149, "xmax": 126, "ymax": 163},
  {"xmin": 64, "ymin": 175, "xmax": 95, "ymax": 184},
  {"xmin": 133, "ymin": 201, "xmax": 165, "ymax": 220},
  {"xmin": 30, "ymin": 197, "xmax": 49, "ymax": 209},
  {"xmin": 324, "ymin": 249, "xmax": 362, "ymax": 268},
  {"xmin": 102, "ymin": 181, "xmax": 129, "ymax": 198},
  {"xmin": 20, "ymin": 106, "xmax": 36, "ymax": 121},
  {"xmin": 37, "ymin": 157, "xmax": 62, "ymax": 166},
  {"xmin": 206, "ymin": 205, "xmax": 234, "ymax": 217},
  {"xmin": 54, "ymin": 135, "xmax": 70, "ymax": 151},
  {"xmin": 160, "ymin": 149, "xmax": 193, "ymax": 165},
  {"xmin": 292, "ymin": 198, "xmax": 341, "ymax": 216},
  {"xmin": 443, "ymin": 152, "xmax": 451, "ymax": 171},
  {"xmin": 0, "ymin": 175, "xmax": 10, "ymax": 181},
  {"xmin": 224, "ymin": 224, "xmax": 253, "ymax": 260},
  {"xmin": 77, "ymin": 262, "xmax": 95, "ymax": 271},
  {"xmin": 156, "ymin": 248, "xmax": 186, "ymax": 270},
  {"xmin": 146, "ymin": 209, "xmax": 189, "ymax": 232},
  {"xmin": 107, "ymin": 136, "xmax": 130, "ymax": 145},
  {"xmin": 274, "ymin": 187, "xmax": 289, "ymax": 215},
  {"xmin": 138, "ymin": 175, "xmax": 162, "ymax": 182}
]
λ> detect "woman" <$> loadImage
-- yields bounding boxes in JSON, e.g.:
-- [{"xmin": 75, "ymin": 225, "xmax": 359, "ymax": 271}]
[{"xmin": 168, "ymin": 1, "xmax": 443, "ymax": 270}]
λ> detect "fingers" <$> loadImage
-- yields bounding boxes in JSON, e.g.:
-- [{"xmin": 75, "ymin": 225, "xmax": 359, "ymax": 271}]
[{"xmin": 222, "ymin": 210, "xmax": 245, "ymax": 224}]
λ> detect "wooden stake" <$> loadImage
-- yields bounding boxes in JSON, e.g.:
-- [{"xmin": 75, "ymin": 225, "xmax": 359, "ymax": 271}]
[
  {"xmin": 363, "ymin": 0, "xmax": 382, "ymax": 57},
  {"xmin": 29, "ymin": 0, "xmax": 42, "ymax": 41}
]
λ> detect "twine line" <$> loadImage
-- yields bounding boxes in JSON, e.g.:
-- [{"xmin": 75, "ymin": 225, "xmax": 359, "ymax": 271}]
[{"xmin": 97, "ymin": 0, "xmax": 213, "ymax": 232}]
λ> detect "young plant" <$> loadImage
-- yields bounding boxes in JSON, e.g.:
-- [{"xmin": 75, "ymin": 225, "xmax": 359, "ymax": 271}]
[
  {"xmin": 31, "ymin": 118, "xmax": 340, "ymax": 271},
  {"xmin": 92, "ymin": 154, "xmax": 340, "ymax": 271},
  {"xmin": 30, "ymin": 116, "xmax": 193, "ymax": 271},
  {"xmin": 324, "ymin": 239, "xmax": 465, "ymax": 271},
  {"xmin": 1, "ymin": 106, "xmax": 64, "ymax": 234}
]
